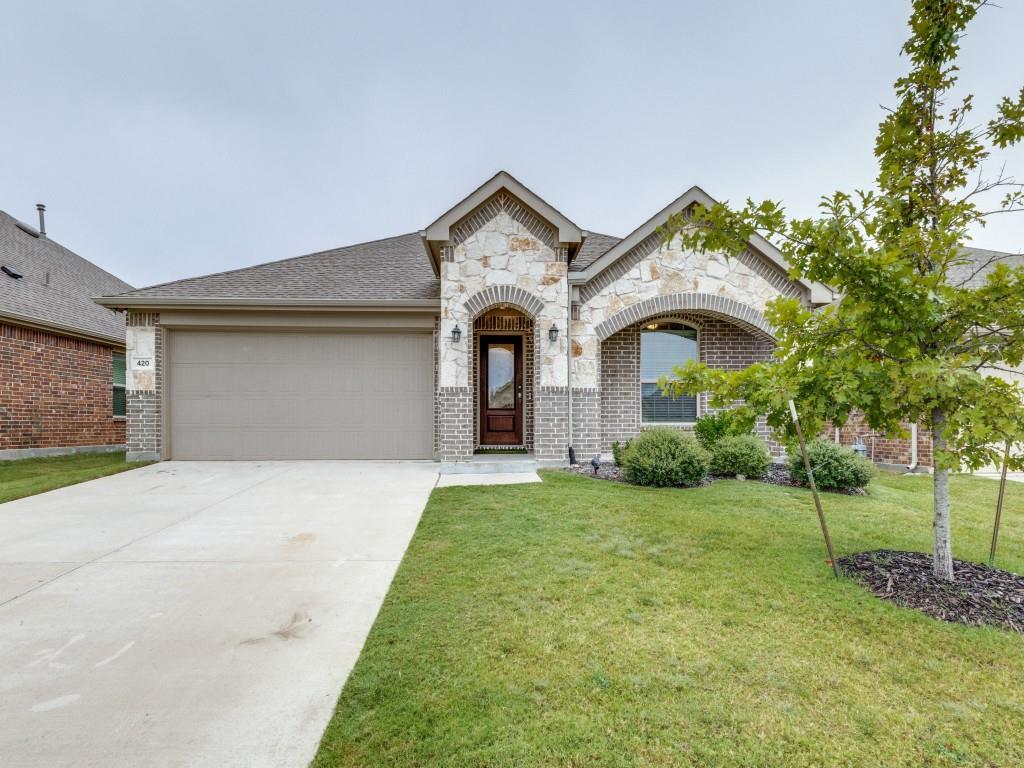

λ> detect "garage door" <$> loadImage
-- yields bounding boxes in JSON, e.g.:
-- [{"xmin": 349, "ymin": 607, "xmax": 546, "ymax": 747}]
[{"xmin": 168, "ymin": 330, "xmax": 433, "ymax": 460}]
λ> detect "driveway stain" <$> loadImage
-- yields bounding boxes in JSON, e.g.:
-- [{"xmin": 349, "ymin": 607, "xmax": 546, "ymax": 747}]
[{"xmin": 240, "ymin": 611, "xmax": 313, "ymax": 645}]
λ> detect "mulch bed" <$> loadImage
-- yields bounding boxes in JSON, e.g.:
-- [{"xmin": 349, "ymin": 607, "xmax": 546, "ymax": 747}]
[
  {"xmin": 838, "ymin": 550, "xmax": 1024, "ymax": 633},
  {"xmin": 565, "ymin": 461, "xmax": 865, "ymax": 494}
]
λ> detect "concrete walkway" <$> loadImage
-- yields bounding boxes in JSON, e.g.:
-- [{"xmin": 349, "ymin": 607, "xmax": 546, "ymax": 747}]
[
  {"xmin": 0, "ymin": 461, "xmax": 439, "ymax": 768},
  {"xmin": 973, "ymin": 470, "xmax": 1024, "ymax": 484}
]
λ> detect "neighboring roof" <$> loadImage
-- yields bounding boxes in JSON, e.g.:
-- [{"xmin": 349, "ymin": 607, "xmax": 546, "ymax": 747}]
[
  {"xmin": 948, "ymin": 247, "xmax": 1024, "ymax": 289},
  {"xmin": 567, "ymin": 185, "xmax": 834, "ymax": 305},
  {"xmin": 0, "ymin": 210, "xmax": 132, "ymax": 344},
  {"xmin": 571, "ymin": 232, "xmax": 621, "ymax": 271},
  {"xmin": 103, "ymin": 233, "xmax": 440, "ymax": 306}
]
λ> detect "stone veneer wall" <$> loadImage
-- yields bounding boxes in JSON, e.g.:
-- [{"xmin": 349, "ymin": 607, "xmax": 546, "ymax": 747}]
[
  {"xmin": 572, "ymin": 231, "xmax": 806, "ymax": 392},
  {"xmin": 0, "ymin": 322, "xmax": 126, "ymax": 456},
  {"xmin": 125, "ymin": 312, "xmax": 162, "ymax": 461},
  {"xmin": 597, "ymin": 313, "xmax": 775, "ymax": 453},
  {"xmin": 438, "ymin": 191, "xmax": 570, "ymax": 461}
]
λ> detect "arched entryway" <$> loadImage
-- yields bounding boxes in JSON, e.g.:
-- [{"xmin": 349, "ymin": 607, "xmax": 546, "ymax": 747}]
[{"xmin": 472, "ymin": 307, "xmax": 536, "ymax": 451}]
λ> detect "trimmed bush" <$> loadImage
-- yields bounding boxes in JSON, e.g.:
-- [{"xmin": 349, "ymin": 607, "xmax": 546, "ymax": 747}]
[
  {"xmin": 693, "ymin": 410, "xmax": 757, "ymax": 450},
  {"xmin": 710, "ymin": 434, "xmax": 772, "ymax": 478},
  {"xmin": 611, "ymin": 439, "xmax": 630, "ymax": 467},
  {"xmin": 620, "ymin": 428, "xmax": 709, "ymax": 487},
  {"xmin": 788, "ymin": 439, "xmax": 873, "ymax": 490}
]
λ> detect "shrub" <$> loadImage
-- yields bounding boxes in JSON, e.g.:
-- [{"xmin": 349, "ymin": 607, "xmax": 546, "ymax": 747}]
[
  {"xmin": 788, "ymin": 439, "xmax": 873, "ymax": 490},
  {"xmin": 693, "ymin": 410, "xmax": 757, "ymax": 450},
  {"xmin": 620, "ymin": 428, "xmax": 709, "ymax": 487},
  {"xmin": 710, "ymin": 434, "xmax": 772, "ymax": 478},
  {"xmin": 611, "ymin": 439, "xmax": 630, "ymax": 467}
]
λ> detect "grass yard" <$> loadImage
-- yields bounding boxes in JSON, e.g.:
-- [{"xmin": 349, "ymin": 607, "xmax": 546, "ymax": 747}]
[
  {"xmin": 313, "ymin": 471, "xmax": 1024, "ymax": 768},
  {"xmin": 0, "ymin": 452, "xmax": 148, "ymax": 504}
]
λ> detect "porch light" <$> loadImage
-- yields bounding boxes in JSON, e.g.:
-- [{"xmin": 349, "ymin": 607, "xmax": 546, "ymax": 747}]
[
  {"xmin": 451, "ymin": 324, "xmax": 462, "ymax": 344},
  {"xmin": 548, "ymin": 324, "xmax": 559, "ymax": 343}
]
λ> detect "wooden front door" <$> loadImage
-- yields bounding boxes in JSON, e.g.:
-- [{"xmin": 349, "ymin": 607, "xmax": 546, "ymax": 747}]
[{"xmin": 479, "ymin": 335, "xmax": 523, "ymax": 446}]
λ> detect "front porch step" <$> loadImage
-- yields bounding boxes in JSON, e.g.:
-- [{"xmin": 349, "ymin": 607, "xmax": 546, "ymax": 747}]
[{"xmin": 439, "ymin": 453, "xmax": 540, "ymax": 475}]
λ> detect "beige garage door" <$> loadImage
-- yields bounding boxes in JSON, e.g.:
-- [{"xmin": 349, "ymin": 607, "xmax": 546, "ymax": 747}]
[{"xmin": 168, "ymin": 330, "xmax": 433, "ymax": 460}]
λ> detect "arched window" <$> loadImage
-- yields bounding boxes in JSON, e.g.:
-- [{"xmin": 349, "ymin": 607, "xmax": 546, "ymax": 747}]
[{"xmin": 640, "ymin": 321, "xmax": 698, "ymax": 423}]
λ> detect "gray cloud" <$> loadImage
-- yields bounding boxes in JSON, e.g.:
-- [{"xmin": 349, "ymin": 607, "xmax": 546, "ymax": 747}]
[{"xmin": 1, "ymin": 0, "xmax": 1021, "ymax": 288}]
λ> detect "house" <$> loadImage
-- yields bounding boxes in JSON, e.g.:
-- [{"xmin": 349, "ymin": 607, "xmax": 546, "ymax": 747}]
[
  {"xmin": 96, "ymin": 172, "xmax": 837, "ymax": 465},
  {"xmin": 833, "ymin": 246, "xmax": 1024, "ymax": 470},
  {"xmin": 1, "ymin": 206, "xmax": 133, "ymax": 459}
]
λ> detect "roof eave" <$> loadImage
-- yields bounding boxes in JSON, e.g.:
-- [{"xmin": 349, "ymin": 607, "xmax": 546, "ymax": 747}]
[
  {"xmin": 0, "ymin": 310, "xmax": 125, "ymax": 347},
  {"xmin": 92, "ymin": 296, "xmax": 441, "ymax": 312}
]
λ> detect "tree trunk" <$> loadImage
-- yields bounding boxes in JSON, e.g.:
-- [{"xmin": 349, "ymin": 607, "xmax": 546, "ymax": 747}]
[{"xmin": 931, "ymin": 408, "xmax": 955, "ymax": 581}]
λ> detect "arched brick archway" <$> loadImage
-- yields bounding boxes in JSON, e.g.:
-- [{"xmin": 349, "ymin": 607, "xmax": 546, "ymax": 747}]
[
  {"xmin": 594, "ymin": 292, "xmax": 774, "ymax": 341},
  {"xmin": 463, "ymin": 285, "xmax": 544, "ymax": 320},
  {"xmin": 463, "ymin": 287, "xmax": 543, "ymax": 452}
]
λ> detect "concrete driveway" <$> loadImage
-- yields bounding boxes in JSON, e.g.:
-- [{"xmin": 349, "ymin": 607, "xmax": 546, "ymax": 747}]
[{"xmin": 0, "ymin": 461, "xmax": 438, "ymax": 768}]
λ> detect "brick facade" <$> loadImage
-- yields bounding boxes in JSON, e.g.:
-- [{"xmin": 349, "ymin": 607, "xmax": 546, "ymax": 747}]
[
  {"xmin": 125, "ymin": 312, "xmax": 162, "ymax": 461},
  {"xmin": 831, "ymin": 412, "xmax": 933, "ymax": 468},
  {"xmin": 437, "ymin": 386, "xmax": 473, "ymax": 460},
  {"xmin": 0, "ymin": 322, "xmax": 125, "ymax": 456},
  {"xmin": 535, "ymin": 386, "xmax": 569, "ymax": 460},
  {"xmin": 597, "ymin": 313, "xmax": 775, "ymax": 453}
]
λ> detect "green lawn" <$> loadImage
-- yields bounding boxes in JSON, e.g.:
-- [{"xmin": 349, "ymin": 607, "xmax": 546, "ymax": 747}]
[
  {"xmin": 313, "ymin": 471, "xmax": 1024, "ymax": 768},
  {"xmin": 0, "ymin": 452, "xmax": 149, "ymax": 504}
]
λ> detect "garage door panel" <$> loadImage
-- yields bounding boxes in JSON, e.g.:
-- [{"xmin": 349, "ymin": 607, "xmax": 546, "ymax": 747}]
[{"xmin": 169, "ymin": 331, "xmax": 433, "ymax": 460}]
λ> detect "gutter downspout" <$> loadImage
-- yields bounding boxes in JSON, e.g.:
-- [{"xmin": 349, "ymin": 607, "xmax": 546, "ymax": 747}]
[
  {"xmin": 908, "ymin": 422, "xmax": 919, "ymax": 471},
  {"xmin": 566, "ymin": 277, "xmax": 575, "ymax": 464}
]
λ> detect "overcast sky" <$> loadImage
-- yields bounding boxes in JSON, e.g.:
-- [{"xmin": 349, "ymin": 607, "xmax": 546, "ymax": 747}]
[{"xmin": 2, "ymin": 1, "xmax": 1022, "ymax": 289}]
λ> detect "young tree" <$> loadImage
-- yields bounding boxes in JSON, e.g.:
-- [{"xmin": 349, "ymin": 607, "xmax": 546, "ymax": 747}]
[{"xmin": 660, "ymin": 0, "xmax": 1024, "ymax": 581}]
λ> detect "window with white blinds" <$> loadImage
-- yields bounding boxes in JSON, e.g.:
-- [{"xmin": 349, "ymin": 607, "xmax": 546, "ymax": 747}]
[{"xmin": 640, "ymin": 323, "xmax": 698, "ymax": 423}]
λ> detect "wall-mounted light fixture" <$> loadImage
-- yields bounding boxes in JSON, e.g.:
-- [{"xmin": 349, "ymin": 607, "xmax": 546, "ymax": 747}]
[
  {"xmin": 548, "ymin": 324, "xmax": 559, "ymax": 343},
  {"xmin": 451, "ymin": 324, "xmax": 462, "ymax": 344}
]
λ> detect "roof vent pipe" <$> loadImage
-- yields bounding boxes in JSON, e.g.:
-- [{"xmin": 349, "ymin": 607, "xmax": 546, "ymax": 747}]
[{"xmin": 36, "ymin": 203, "xmax": 46, "ymax": 238}]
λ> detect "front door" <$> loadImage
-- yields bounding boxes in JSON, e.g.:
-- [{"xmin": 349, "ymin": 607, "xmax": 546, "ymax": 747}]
[{"xmin": 479, "ymin": 335, "xmax": 523, "ymax": 446}]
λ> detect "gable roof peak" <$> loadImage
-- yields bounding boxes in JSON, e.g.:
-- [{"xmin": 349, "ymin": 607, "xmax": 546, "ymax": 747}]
[
  {"xmin": 568, "ymin": 185, "xmax": 833, "ymax": 305},
  {"xmin": 423, "ymin": 171, "xmax": 583, "ymax": 265}
]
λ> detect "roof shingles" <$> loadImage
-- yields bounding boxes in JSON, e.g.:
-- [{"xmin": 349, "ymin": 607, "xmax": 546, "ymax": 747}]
[
  {"xmin": 113, "ymin": 232, "xmax": 440, "ymax": 302},
  {"xmin": 0, "ymin": 211, "xmax": 132, "ymax": 343},
  {"xmin": 571, "ymin": 232, "xmax": 621, "ymax": 272}
]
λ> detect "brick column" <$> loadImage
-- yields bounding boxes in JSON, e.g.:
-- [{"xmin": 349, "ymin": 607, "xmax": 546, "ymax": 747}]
[{"xmin": 126, "ymin": 312, "xmax": 162, "ymax": 462}]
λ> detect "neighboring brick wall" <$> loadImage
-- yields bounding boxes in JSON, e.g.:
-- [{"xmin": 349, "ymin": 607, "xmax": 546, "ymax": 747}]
[
  {"xmin": 0, "ymin": 322, "xmax": 125, "ymax": 453},
  {"xmin": 126, "ymin": 312, "xmax": 162, "ymax": 460},
  {"xmin": 831, "ymin": 413, "xmax": 933, "ymax": 468},
  {"xmin": 598, "ymin": 312, "xmax": 774, "ymax": 453}
]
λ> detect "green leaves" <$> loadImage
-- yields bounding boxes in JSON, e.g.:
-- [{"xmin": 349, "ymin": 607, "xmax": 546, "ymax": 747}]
[
  {"xmin": 989, "ymin": 86, "xmax": 1024, "ymax": 149},
  {"xmin": 655, "ymin": 0, "xmax": 1024, "ymax": 473}
]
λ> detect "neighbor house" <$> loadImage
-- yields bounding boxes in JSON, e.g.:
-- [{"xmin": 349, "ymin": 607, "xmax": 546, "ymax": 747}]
[
  {"xmin": 94, "ymin": 172, "xmax": 1014, "ymax": 469},
  {"xmin": 1, "ymin": 206, "xmax": 133, "ymax": 459}
]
